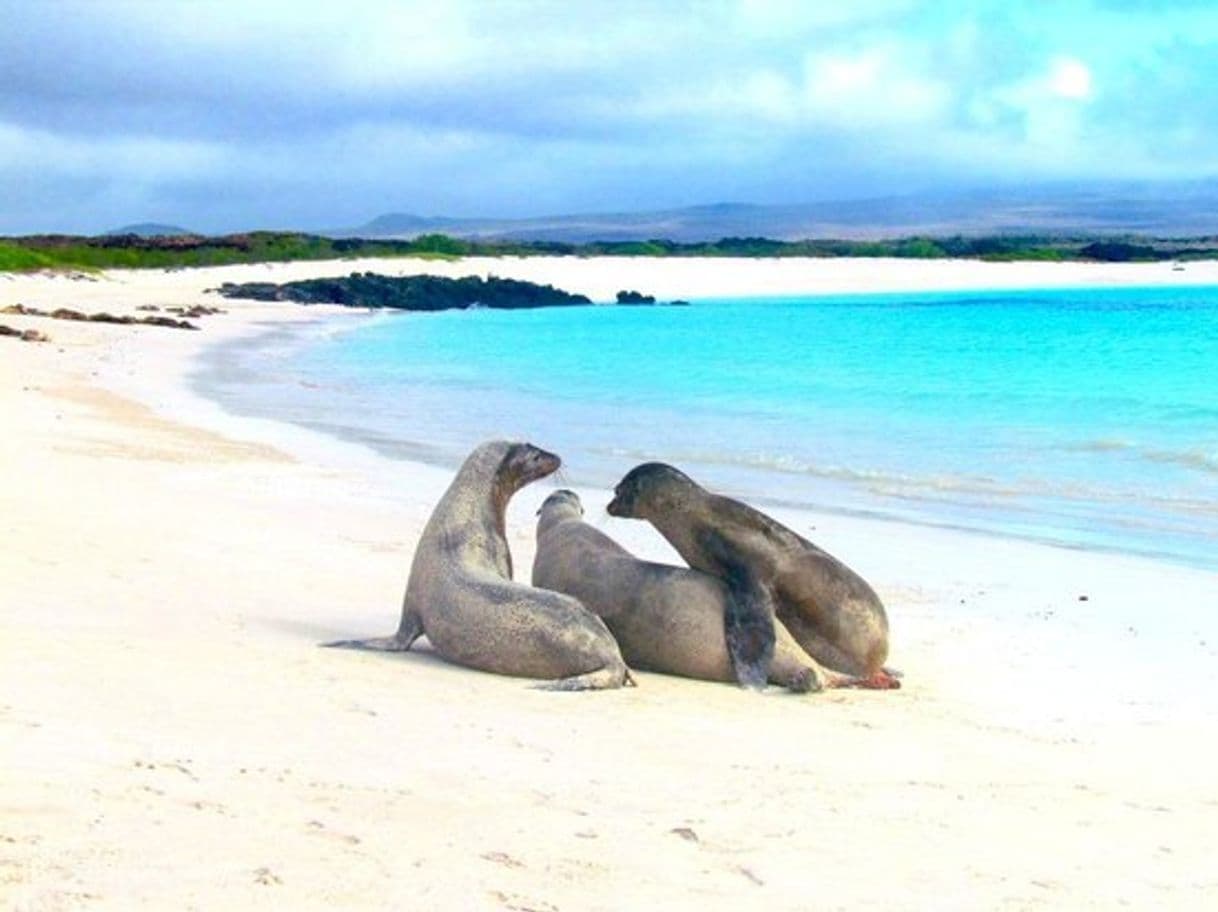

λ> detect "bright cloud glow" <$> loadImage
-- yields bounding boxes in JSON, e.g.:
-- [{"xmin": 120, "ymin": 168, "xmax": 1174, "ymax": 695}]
[
  {"xmin": 1048, "ymin": 57, "xmax": 1094, "ymax": 100},
  {"xmin": 801, "ymin": 45, "xmax": 950, "ymax": 126}
]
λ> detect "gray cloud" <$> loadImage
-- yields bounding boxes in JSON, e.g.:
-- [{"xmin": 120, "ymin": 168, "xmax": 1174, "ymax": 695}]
[{"xmin": 2, "ymin": 0, "xmax": 1217, "ymax": 233}]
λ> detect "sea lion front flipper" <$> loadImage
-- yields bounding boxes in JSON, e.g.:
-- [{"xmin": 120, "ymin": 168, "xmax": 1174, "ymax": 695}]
[{"xmin": 724, "ymin": 572, "xmax": 777, "ymax": 691}]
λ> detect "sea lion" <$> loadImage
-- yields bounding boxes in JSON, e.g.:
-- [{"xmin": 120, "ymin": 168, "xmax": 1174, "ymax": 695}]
[
  {"xmin": 606, "ymin": 463, "xmax": 897, "ymax": 690},
  {"xmin": 532, "ymin": 489, "xmax": 826, "ymax": 692},
  {"xmin": 325, "ymin": 441, "xmax": 632, "ymax": 690}
]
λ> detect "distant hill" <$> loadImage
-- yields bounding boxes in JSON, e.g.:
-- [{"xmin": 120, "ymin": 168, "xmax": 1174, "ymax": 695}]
[
  {"xmin": 333, "ymin": 181, "xmax": 1218, "ymax": 243},
  {"xmin": 106, "ymin": 222, "xmax": 195, "ymax": 237}
]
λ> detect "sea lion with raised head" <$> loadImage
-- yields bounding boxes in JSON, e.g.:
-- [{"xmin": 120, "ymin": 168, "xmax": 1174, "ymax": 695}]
[
  {"xmin": 325, "ymin": 441, "xmax": 632, "ymax": 690},
  {"xmin": 533, "ymin": 489, "xmax": 830, "ymax": 692},
  {"xmin": 606, "ymin": 463, "xmax": 898, "ymax": 690}
]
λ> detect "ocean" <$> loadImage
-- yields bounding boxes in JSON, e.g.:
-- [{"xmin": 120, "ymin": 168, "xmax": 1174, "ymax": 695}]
[{"xmin": 195, "ymin": 284, "xmax": 1218, "ymax": 569}]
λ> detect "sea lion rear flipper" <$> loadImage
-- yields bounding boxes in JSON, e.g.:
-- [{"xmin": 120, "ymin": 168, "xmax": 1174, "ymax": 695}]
[
  {"xmin": 321, "ymin": 635, "xmax": 412, "ymax": 651},
  {"xmin": 535, "ymin": 662, "xmax": 634, "ymax": 692},
  {"xmin": 848, "ymin": 669, "xmax": 902, "ymax": 690},
  {"xmin": 724, "ymin": 572, "xmax": 776, "ymax": 691},
  {"xmin": 321, "ymin": 611, "xmax": 423, "ymax": 651}
]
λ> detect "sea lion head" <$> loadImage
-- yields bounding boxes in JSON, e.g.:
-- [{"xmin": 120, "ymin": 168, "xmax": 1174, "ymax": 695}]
[
  {"xmin": 607, "ymin": 462, "xmax": 696, "ymax": 518},
  {"xmin": 537, "ymin": 489, "xmax": 584, "ymax": 518},
  {"xmin": 500, "ymin": 442, "xmax": 562, "ymax": 491},
  {"xmin": 472, "ymin": 441, "xmax": 561, "ymax": 510},
  {"xmin": 535, "ymin": 489, "xmax": 583, "ymax": 537}
]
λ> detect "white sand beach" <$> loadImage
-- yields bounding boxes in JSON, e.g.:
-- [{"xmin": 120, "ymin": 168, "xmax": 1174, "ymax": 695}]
[{"xmin": 3, "ymin": 257, "xmax": 1218, "ymax": 910}]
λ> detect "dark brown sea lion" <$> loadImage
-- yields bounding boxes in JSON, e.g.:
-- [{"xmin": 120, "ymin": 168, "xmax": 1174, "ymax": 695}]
[
  {"xmin": 606, "ymin": 463, "xmax": 897, "ymax": 690},
  {"xmin": 325, "ymin": 441, "xmax": 632, "ymax": 690},
  {"xmin": 533, "ymin": 489, "xmax": 834, "ymax": 692}
]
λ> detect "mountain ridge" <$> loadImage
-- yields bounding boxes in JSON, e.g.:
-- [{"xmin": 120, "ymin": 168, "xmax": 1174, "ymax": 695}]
[
  {"xmin": 330, "ymin": 181, "xmax": 1218, "ymax": 243},
  {"xmin": 105, "ymin": 222, "xmax": 195, "ymax": 237}
]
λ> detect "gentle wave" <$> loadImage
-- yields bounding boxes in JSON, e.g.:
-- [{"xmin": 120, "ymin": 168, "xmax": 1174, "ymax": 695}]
[
  {"xmin": 1066, "ymin": 438, "xmax": 1218, "ymax": 476},
  {"xmin": 597, "ymin": 445, "xmax": 1026, "ymax": 496},
  {"xmin": 1144, "ymin": 446, "xmax": 1218, "ymax": 475},
  {"xmin": 1066, "ymin": 438, "xmax": 1137, "ymax": 454},
  {"xmin": 596, "ymin": 444, "xmax": 1218, "ymax": 518},
  {"xmin": 595, "ymin": 445, "xmax": 1114, "ymax": 505}
]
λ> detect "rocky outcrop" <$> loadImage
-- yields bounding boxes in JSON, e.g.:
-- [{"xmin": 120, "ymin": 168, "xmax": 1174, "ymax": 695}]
[
  {"xmin": 0, "ymin": 324, "xmax": 50, "ymax": 342},
  {"xmin": 616, "ymin": 290, "xmax": 657, "ymax": 305},
  {"xmin": 214, "ymin": 272, "xmax": 592, "ymax": 311},
  {"xmin": 615, "ymin": 290, "xmax": 689, "ymax": 306},
  {"xmin": 0, "ymin": 303, "xmax": 199, "ymax": 330}
]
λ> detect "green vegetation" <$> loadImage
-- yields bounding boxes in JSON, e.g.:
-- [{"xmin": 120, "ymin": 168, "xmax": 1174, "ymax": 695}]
[
  {"xmin": 0, "ymin": 231, "xmax": 472, "ymax": 273},
  {"xmin": 0, "ymin": 242, "xmax": 59, "ymax": 271},
  {"xmin": 1, "ymin": 229, "xmax": 1216, "ymax": 274}
]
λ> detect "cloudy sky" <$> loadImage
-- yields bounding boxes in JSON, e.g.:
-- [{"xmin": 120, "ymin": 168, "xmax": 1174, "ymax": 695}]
[{"xmin": 3, "ymin": 0, "xmax": 1217, "ymax": 234}]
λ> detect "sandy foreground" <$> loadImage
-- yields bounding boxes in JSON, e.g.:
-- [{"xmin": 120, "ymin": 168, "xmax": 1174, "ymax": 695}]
[{"xmin": 3, "ymin": 258, "xmax": 1218, "ymax": 911}]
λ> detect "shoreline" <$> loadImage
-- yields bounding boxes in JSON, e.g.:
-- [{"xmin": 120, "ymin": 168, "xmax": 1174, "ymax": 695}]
[
  {"xmin": 4, "ymin": 258, "xmax": 1218, "ymax": 909},
  {"xmin": 194, "ymin": 265, "xmax": 1218, "ymax": 575},
  {"xmin": 9, "ymin": 250, "xmax": 1218, "ymax": 301},
  {"xmin": 198, "ymin": 310, "xmax": 1217, "ymax": 574}
]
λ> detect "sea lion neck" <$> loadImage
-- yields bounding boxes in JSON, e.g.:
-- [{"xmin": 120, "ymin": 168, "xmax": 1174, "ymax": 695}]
[
  {"xmin": 430, "ymin": 443, "xmax": 515, "ymax": 540},
  {"xmin": 489, "ymin": 471, "xmax": 524, "ymax": 537},
  {"xmin": 637, "ymin": 472, "xmax": 701, "ymax": 520},
  {"xmin": 634, "ymin": 484, "xmax": 702, "ymax": 539}
]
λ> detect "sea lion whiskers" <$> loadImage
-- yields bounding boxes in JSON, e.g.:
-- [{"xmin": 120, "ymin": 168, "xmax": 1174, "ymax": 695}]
[{"xmin": 549, "ymin": 464, "xmax": 575, "ymax": 489}]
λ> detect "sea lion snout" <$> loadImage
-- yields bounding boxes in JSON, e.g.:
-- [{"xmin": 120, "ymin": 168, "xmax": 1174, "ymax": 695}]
[
  {"xmin": 608, "ymin": 462, "xmax": 692, "ymax": 517},
  {"xmin": 606, "ymin": 466, "xmax": 647, "ymax": 517},
  {"xmin": 606, "ymin": 487, "xmax": 639, "ymax": 517},
  {"xmin": 511, "ymin": 443, "xmax": 562, "ymax": 485}
]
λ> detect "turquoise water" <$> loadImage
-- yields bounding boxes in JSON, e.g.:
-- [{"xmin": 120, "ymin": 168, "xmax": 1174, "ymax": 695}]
[{"xmin": 199, "ymin": 285, "xmax": 1218, "ymax": 568}]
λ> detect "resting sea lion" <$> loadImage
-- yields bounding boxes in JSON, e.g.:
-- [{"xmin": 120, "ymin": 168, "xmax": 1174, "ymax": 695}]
[
  {"xmin": 606, "ymin": 463, "xmax": 897, "ymax": 690},
  {"xmin": 325, "ymin": 441, "xmax": 631, "ymax": 690},
  {"xmin": 533, "ymin": 490, "xmax": 829, "ymax": 692}
]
